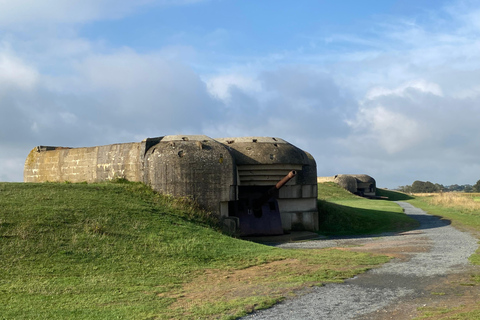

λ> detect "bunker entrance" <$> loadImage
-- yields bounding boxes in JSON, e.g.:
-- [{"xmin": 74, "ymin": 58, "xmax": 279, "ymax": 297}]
[
  {"xmin": 356, "ymin": 183, "xmax": 375, "ymax": 197},
  {"xmin": 230, "ymin": 185, "xmax": 284, "ymax": 236},
  {"xmin": 229, "ymin": 170, "xmax": 297, "ymax": 237}
]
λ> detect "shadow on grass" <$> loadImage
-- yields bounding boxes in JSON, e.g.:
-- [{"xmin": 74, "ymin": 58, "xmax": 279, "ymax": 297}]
[
  {"xmin": 376, "ymin": 188, "xmax": 414, "ymax": 201},
  {"xmin": 317, "ymin": 201, "xmax": 449, "ymax": 239}
]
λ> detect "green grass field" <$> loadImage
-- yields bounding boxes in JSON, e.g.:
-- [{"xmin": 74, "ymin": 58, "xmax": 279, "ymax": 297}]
[
  {"xmin": 317, "ymin": 183, "xmax": 419, "ymax": 235},
  {"xmin": 0, "ymin": 181, "xmax": 417, "ymax": 319}
]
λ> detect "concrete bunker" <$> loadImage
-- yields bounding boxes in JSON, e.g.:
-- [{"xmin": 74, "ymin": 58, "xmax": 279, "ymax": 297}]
[
  {"xmin": 24, "ymin": 135, "xmax": 318, "ymax": 236},
  {"xmin": 317, "ymin": 174, "xmax": 376, "ymax": 198}
]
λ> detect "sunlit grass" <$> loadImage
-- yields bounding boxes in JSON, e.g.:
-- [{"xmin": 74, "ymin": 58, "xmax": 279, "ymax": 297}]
[
  {"xmin": 408, "ymin": 193, "xmax": 480, "ymax": 231},
  {"xmin": 317, "ymin": 183, "xmax": 419, "ymax": 236},
  {"xmin": 0, "ymin": 181, "xmax": 390, "ymax": 319},
  {"xmin": 428, "ymin": 193, "xmax": 480, "ymax": 212}
]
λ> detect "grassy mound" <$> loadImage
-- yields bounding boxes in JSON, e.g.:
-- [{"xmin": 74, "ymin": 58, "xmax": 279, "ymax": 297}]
[
  {"xmin": 0, "ymin": 182, "xmax": 389, "ymax": 320},
  {"xmin": 317, "ymin": 183, "xmax": 419, "ymax": 236},
  {"xmin": 376, "ymin": 188, "xmax": 414, "ymax": 201}
]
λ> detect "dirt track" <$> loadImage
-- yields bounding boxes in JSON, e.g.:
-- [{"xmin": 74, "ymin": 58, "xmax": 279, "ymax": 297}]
[{"xmin": 241, "ymin": 202, "xmax": 480, "ymax": 319}]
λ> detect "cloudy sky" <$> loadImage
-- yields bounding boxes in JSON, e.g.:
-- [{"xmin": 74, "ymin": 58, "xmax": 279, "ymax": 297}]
[{"xmin": 1, "ymin": 0, "xmax": 480, "ymax": 188}]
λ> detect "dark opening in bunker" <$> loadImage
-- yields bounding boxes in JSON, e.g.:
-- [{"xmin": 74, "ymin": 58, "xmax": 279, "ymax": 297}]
[{"xmin": 229, "ymin": 185, "xmax": 284, "ymax": 236}]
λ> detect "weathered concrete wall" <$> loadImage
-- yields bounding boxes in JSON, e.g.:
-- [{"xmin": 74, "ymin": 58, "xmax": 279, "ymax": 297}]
[
  {"xmin": 144, "ymin": 135, "xmax": 236, "ymax": 215},
  {"xmin": 24, "ymin": 135, "xmax": 319, "ymax": 233},
  {"xmin": 318, "ymin": 174, "xmax": 376, "ymax": 197},
  {"xmin": 216, "ymin": 137, "xmax": 318, "ymax": 232},
  {"xmin": 334, "ymin": 174, "xmax": 358, "ymax": 194},
  {"xmin": 349, "ymin": 174, "xmax": 376, "ymax": 196},
  {"xmin": 24, "ymin": 143, "xmax": 143, "ymax": 183}
]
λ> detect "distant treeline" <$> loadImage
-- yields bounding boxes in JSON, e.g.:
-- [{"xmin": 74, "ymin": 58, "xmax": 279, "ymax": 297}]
[{"xmin": 396, "ymin": 180, "xmax": 480, "ymax": 193}]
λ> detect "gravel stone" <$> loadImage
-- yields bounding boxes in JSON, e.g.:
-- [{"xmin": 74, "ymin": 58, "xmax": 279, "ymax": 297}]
[{"xmin": 241, "ymin": 201, "xmax": 479, "ymax": 319}]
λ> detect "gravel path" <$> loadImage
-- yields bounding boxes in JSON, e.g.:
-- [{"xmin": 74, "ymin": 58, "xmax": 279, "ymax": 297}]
[{"xmin": 241, "ymin": 201, "xmax": 479, "ymax": 319}]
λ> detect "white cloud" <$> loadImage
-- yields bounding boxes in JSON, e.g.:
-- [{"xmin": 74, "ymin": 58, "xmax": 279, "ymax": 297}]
[
  {"xmin": 0, "ymin": 49, "xmax": 38, "ymax": 92},
  {"xmin": 454, "ymin": 85, "xmax": 480, "ymax": 99},
  {"xmin": 206, "ymin": 74, "xmax": 261, "ymax": 102},
  {"xmin": 0, "ymin": 154, "xmax": 25, "ymax": 182},
  {"xmin": 0, "ymin": 44, "xmax": 224, "ymax": 178},
  {"xmin": 72, "ymin": 49, "xmax": 220, "ymax": 132},
  {"xmin": 365, "ymin": 79, "xmax": 443, "ymax": 100},
  {"xmin": 204, "ymin": 67, "xmax": 356, "ymax": 169},
  {"xmin": 347, "ymin": 105, "xmax": 424, "ymax": 155}
]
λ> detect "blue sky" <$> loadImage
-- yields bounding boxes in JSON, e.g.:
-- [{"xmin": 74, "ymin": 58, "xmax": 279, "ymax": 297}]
[
  {"xmin": 1, "ymin": 0, "xmax": 480, "ymax": 188},
  {"xmin": 80, "ymin": 1, "xmax": 410, "ymax": 53}
]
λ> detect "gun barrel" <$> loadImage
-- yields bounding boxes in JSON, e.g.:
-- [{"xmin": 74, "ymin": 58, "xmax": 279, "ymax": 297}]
[
  {"xmin": 275, "ymin": 170, "xmax": 296, "ymax": 190},
  {"xmin": 252, "ymin": 170, "xmax": 297, "ymax": 216}
]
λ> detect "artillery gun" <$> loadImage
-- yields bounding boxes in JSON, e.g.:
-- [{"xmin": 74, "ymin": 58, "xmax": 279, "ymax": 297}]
[
  {"xmin": 231, "ymin": 170, "xmax": 297, "ymax": 236},
  {"xmin": 251, "ymin": 170, "xmax": 296, "ymax": 217}
]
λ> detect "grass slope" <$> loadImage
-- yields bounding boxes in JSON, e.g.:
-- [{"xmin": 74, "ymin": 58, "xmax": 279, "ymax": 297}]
[
  {"xmin": 0, "ymin": 182, "xmax": 390, "ymax": 320},
  {"xmin": 317, "ymin": 183, "xmax": 419, "ymax": 236},
  {"xmin": 376, "ymin": 188, "xmax": 414, "ymax": 201}
]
